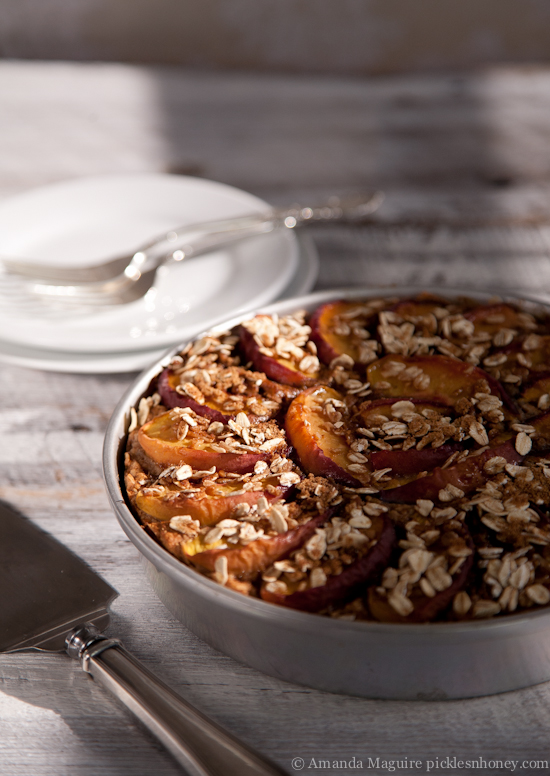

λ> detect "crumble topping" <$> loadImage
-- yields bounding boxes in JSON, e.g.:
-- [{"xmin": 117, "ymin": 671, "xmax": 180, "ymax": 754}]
[
  {"xmin": 124, "ymin": 295, "xmax": 550, "ymax": 622},
  {"xmin": 242, "ymin": 311, "xmax": 320, "ymax": 375}
]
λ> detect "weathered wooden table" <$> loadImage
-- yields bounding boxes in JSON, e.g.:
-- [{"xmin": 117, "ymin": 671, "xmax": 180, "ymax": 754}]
[{"xmin": 2, "ymin": 61, "xmax": 550, "ymax": 776}]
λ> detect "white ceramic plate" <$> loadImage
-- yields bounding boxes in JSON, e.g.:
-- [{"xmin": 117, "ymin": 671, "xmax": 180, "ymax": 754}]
[
  {"xmin": 0, "ymin": 174, "xmax": 299, "ymax": 354},
  {"xmin": 0, "ymin": 233, "xmax": 318, "ymax": 373}
]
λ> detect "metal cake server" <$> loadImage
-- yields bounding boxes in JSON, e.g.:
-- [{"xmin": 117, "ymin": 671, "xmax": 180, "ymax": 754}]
[{"xmin": 0, "ymin": 502, "xmax": 286, "ymax": 776}]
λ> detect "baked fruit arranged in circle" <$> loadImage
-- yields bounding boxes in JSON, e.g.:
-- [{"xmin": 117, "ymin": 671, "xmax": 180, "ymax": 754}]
[{"xmin": 124, "ymin": 296, "xmax": 550, "ymax": 622}]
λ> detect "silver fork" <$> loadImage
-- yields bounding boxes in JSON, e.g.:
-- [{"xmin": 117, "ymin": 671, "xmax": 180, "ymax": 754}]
[{"xmin": 0, "ymin": 191, "xmax": 383, "ymax": 309}]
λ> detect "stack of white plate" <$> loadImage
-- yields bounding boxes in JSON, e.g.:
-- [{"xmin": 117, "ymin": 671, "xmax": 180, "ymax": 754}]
[{"xmin": 0, "ymin": 174, "xmax": 319, "ymax": 373}]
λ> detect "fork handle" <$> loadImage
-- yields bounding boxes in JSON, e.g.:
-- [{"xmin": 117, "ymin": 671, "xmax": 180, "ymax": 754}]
[
  {"xmin": 142, "ymin": 189, "xmax": 384, "ymax": 253},
  {"xmin": 135, "ymin": 191, "xmax": 385, "ymax": 274},
  {"xmin": 66, "ymin": 625, "xmax": 286, "ymax": 776},
  {"xmin": 0, "ymin": 191, "xmax": 383, "ymax": 285}
]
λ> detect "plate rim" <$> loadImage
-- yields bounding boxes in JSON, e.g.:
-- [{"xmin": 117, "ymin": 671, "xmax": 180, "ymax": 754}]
[
  {"xmin": 0, "ymin": 173, "xmax": 300, "ymax": 354},
  {"xmin": 0, "ymin": 232, "xmax": 319, "ymax": 373}
]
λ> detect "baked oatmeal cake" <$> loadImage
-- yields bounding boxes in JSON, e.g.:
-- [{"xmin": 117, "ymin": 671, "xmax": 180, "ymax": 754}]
[{"xmin": 124, "ymin": 294, "xmax": 550, "ymax": 623}]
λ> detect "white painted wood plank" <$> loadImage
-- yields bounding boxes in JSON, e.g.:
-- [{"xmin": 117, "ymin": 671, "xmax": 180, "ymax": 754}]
[{"xmin": 2, "ymin": 61, "xmax": 550, "ymax": 776}]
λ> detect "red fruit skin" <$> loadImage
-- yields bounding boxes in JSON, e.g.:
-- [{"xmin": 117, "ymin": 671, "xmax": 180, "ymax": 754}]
[
  {"xmin": 239, "ymin": 324, "xmax": 317, "ymax": 387},
  {"xmin": 158, "ymin": 368, "xmax": 228, "ymax": 423},
  {"xmin": 379, "ymin": 439, "xmax": 523, "ymax": 503},
  {"xmin": 370, "ymin": 444, "xmax": 462, "ymax": 475},
  {"xmin": 188, "ymin": 512, "xmax": 328, "ymax": 577},
  {"xmin": 261, "ymin": 515, "xmax": 396, "ymax": 612},
  {"xmin": 285, "ymin": 386, "xmax": 362, "ymax": 487},
  {"xmin": 288, "ymin": 439, "xmax": 361, "ymax": 487},
  {"xmin": 308, "ymin": 302, "xmax": 345, "ymax": 364},
  {"xmin": 368, "ymin": 528, "xmax": 475, "ymax": 623}
]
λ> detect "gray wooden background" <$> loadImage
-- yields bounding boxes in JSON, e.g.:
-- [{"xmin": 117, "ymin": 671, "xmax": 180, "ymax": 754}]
[
  {"xmin": 3, "ymin": 1, "xmax": 550, "ymax": 76},
  {"xmin": 2, "ymin": 61, "xmax": 550, "ymax": 775}
]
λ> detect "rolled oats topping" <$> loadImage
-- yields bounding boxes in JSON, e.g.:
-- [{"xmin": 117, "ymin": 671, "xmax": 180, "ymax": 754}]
[{"xmin": 125, "ymin": 293, "xmax": 550, "ymax": 622}]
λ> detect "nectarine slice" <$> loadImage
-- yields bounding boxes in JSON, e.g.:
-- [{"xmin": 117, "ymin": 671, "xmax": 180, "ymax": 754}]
[
  {"xmin": 187, "ymin": 512, "xmax": 327, "ymax": 577},
  {"xmin": 380, "ymin": 438, "xmax": 522, "ymax": 503},
  {"xmin": 239, "ymin": 321, "xmax": 319, "ymax": 387},
  {"xmin": 158, "ymin": 365, "xmax": 297, "ymax": 422},
  {"xmin": 499, "ymin": 335, "xmax": 550, "ymax": 373},
  {"xmin": 355, "ymin": 398, "xmax": 461, "ymax": 480},
  {"xmin": 158, "ymin": 367, "xmax": 228, "ymax": 422},
  {"xmin": 389, "ymin": 298, "xmax": 447, "ymax": 336},
  {"xmin": 370, "ymin": 446, "xmax": 461, "ymax": 477},
  {"xmin": 285, "ymin": 386, "xmax": 364, "ymax": 486},
  {"xmin": 358, "ymin": 397, "xmax": 452, "ymax": 422},
  {"xmin": 138, "ymin": 411, "xmax": 272, "ymax": 473},
  {"xmin": 368, "ymin": 526, "xmax": 474, "ymax": 623},
  {"xmin": 368, "ymin": 354, "xmax": 513, "ymax": 410},
  {"xmin": 309, "ymin": 301, "xmax": 378, "ymax": 365},
  {"xmin": 464, "ymin": 303, "xmax": 534, "ymax": 337},
  {"xmin": 261, "ymin": 514, "xmax": 395, "ymax": 612},
  {"xmin": 135, "ymin": 475, "xmax": 289, "ymax": 526}
]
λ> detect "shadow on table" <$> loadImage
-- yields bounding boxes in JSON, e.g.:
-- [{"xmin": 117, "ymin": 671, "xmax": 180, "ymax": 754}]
[{"xmin": 0, "ymin": 652, "xmax": 182, "ymax": 776}]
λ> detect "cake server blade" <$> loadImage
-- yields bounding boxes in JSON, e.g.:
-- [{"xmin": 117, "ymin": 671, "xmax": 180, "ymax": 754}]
[
  {"xmin": 0, "ymin": 501, "xmax": 116, "ymax": 652},
  {"xmin": 0, "ymin": 502, "xmax": 285, "ymax": 776}
]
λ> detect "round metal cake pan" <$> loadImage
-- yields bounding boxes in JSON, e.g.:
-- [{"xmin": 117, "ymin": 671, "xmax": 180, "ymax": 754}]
[{"xmin": 103, "ymin": 286, "xmax": 550, "ymax": 700}]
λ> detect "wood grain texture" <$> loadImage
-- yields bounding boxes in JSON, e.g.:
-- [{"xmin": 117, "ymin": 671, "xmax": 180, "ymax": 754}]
[
  {"xmin": 4, "ymin": 1, "xmax": 550, "ymax": 76},
  {"xmin": 2, "ymin": 62, "xmax": 550, "ymax": 776}
]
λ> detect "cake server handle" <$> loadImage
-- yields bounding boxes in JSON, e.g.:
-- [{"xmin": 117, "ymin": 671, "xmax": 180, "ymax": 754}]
[{"xmin": 66, "ymin": 624, "xmax": 287, "ymax": 776}]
